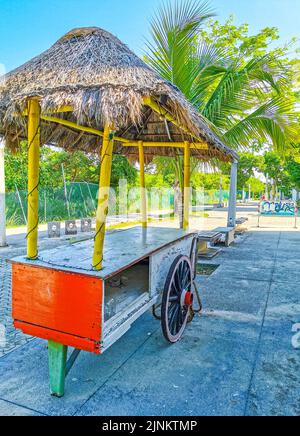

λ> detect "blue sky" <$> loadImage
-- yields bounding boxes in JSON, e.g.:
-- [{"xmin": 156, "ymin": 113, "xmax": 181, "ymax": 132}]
[{"xmin": 0, "ymin": 0, "xmax": 299, "ymax": 72}]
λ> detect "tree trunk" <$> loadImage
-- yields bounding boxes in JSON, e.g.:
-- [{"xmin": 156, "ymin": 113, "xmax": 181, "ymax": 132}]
[{"xmin": 271, "ymin": 180, "xmax": 276, "ymax": 201}]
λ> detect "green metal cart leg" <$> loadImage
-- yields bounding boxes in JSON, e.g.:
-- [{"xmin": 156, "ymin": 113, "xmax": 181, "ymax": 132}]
[{"xmin": 48, "ymin": 340, "xmax": 68, "ymax": 397}]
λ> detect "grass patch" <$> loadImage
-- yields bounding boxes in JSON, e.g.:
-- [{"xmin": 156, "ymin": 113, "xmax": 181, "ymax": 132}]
[
  {"xmin": 191, "ymin": 212, "xmax": 209, "ymax": 218},
  {"xmin": 197, "ymin": 263, "xmax": 219, "ymax": 276}
]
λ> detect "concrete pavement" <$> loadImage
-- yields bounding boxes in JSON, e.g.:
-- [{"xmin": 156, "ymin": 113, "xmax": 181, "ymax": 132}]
[{"xmin": 0, "ymin": 228, "xmax": 299, "ymax": 416}]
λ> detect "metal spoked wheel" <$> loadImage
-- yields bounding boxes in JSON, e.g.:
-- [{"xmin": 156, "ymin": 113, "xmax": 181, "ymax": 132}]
[
  {"xmin": 161, "ymin": 255, "xmax": 193, "ymax": 343},
  {"xmin": 190, "ymin": 236, "xmax": 199, "ymax": 281}
]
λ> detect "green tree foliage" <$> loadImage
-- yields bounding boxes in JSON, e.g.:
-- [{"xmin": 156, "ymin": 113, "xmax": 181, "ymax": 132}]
[
  {"xmin": 200, "ymin": 16, "xmax": 294, "ymax": 59},
  {"xmin": 285, "ymin": 158, "xmax": 300, "ymax": 190},
  {"xmin": 248, "ymin": 177, "xmax": 265, "ymax": 196},
  {"xmin": 4, "ymin": 142, "xmax": 28, "ymax": 191},
  {"xmin": 143, "ymin": 0, "xmax": 300, "ymax": 218},
  {"xmin": 262, "ymin": 151, "xmax": 282, "ymax": 181},
  {"xmin": 260, "ymin": 151, "xmax": 295, "ymax": 197},
  {"xmin": 191, "ymin": 172, "xmax": 229, "ymax": 190},
  {"xmin": 5, "ymin": 143, "xmax": 137, "ymax": 192},
  {"xmin": 146, "ymin": 0, "xmax": 298, "ymax": 153},
  {"xmin": 235, "ymin": 153, "xmax": 262, "ymax": 190},
  {"xmin": 110, "ymin": 155, "xmax": 137, "ymax": 188}
]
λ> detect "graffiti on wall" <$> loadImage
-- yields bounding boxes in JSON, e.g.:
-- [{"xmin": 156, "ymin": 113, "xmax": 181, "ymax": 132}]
[{"xmin": 260, "ymin": 201, "xmax": 297, "ymax": 216}]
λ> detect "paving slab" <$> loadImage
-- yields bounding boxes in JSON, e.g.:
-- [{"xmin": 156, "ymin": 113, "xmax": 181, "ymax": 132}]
[
  {"xmin": 276, "ymin": 252, "xmax": 300, "ymax": 262},
  {"xmin": 220, "ymin": 248, "xmax": 278, "ymax": 262},
  {"xmin": 245, "ymin": 335, "xmax": 300, "ymax": 417},
  {"xmin": 217, "ymin": 260, "xmax": 274, "ymax": 282},
  {"xmin": 76, "ymin": 318, "xmax": 258, "ymax": 417},
  {"xmin": 0, "ymin": 399, "xmax": 43, "ymax": 416},
  {"xmin": 0, "ymin": 313, "xmax": 159, "ymax": 416},
  {"xmin": 261, "ymin": 282, "xmax": 300, "ymax": 343},
  {"xmin": 199, "ymin": 312, "xmax": 262, "ymax": 341},
  {"xmin": 273, "ymin": 260, "xmax": 300, "ymax": 283},
  {"xmin": 200, "ymin": 276, "xmax": 270, "ymax": 316},
  {"xmin": 278, "ymin": 231, "xmax": 300, "ymax": 241}
]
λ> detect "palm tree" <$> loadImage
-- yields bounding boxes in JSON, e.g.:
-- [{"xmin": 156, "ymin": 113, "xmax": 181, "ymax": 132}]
[{"xmin": 145, "ymin": 0, "xmax": 298, "ymax": 225}]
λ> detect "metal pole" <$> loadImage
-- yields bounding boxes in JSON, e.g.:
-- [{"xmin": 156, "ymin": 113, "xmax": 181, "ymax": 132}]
[
  {"xmin": 44, "ymin": 191, "xmax": 47, "ymax": 223},
  {"xmin": 219, "ymin": 175, "xmax": 223, "ymax": 207},
  {"xmin": 227, "ymin": 160, "xmax": 238, "ymax": 228},
  {"xmin": 183, "ymin": 142, "xmax": 191, "ymax": 230},
  {"xmin": 85, "ymin": 182, "xmax": 95, "ymax": 209},
  {"xmin": 27, "ymin": 98, "xmax": 41, "ymax": 259},
  {"xmin": 138, "ymin": 141, "xmax": 147, "ymax": 228},
  {"xmin": 79, "ymin": 183, "xmax": 88, "ymax": 217},
  {"xmin": 61, "ymin": 163, "xmax": 71, "ymax": 219},
  {"xmin": 118, "ymin": 179, "xmax": 128, "ymax": 222},
  {"xmin": 15, "ymin": 184, "xmax": 27, "ymax": 225},
  {"xmin": 0, "ymin": 140, "xmax": 7, "ymax": 247}
]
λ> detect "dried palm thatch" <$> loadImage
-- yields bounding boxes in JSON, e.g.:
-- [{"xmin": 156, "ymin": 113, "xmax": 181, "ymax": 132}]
[{"xmin": 0, "ymin": 27, "xmax": 238, "ymax": 162}]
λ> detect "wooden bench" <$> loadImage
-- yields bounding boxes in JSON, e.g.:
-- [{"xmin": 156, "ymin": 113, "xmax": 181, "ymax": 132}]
[
  {"xmin": 236, "ymin": 217, "xmax": 248, "ymax": 225},
  {"xmin": 197, "ymin": 231, "xmax": 222, "ymax": 259},
  {"xmin": 214, "ymin": 227, "xmax": 235, "ymax": 247}
]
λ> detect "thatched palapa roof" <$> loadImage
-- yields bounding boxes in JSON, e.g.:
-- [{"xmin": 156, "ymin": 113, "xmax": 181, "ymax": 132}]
[{"xmin": 0, "ymin": 27, "xmax": 238, "ymax": 162}]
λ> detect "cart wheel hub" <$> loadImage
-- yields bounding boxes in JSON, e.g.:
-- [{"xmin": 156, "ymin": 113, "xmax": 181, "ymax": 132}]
[{"xmin": 182, "ymin": 290, "xmax": 193, "ymax": 307}]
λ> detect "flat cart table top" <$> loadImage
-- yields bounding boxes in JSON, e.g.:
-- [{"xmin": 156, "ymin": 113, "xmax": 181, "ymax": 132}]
[{"xmin": 11, "ymin": 226, "xmax": 196, "ymax": 278}]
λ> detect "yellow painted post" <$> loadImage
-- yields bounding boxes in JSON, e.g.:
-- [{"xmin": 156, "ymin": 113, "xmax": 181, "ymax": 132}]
[
  {"xmin": 138, "ymin": 141, "xmax": 147, "ymax": 228},
  {"xmin": 27, "ymin": 98, "xmax": 41, "ymax": 259},
  {"xmin": 183, "ymin": 141, "xmax": 191, "ymax": 231},
  {"xmin": 92, "ymin": 125, "xmax": 114, "ymax": 270}
]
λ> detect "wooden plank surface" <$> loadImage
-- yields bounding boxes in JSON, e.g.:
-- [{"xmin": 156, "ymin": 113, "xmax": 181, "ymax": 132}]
[
  {"xmin": 11, "ymin": 227, "xmax": 196, "ymax": 279},
  {"xmin": 14, "ymin": 321, "xmax": 100, "ymax": 353},
  {"xmin": 12, "ymin": 264, "xmax": 102, "ymax": 342},
  {"xmin": 197, "ymin": 231, "xmax": 222, "ymax": 241}
]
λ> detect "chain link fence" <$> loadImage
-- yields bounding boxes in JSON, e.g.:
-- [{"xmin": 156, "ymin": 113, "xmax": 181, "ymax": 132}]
[
  {"xmin": 6, "ymin": 183, "xmax": 100, "ymax": 227},
  {"xmin": 5, "ymin": 183, "xmax": 255, "ymax": 228}
]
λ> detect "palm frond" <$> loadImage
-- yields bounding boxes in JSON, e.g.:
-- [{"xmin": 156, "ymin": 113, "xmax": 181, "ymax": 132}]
[
  {"xmin": 223, "ymin": 97, "xmax": 299, "ymax": 152},
  {"xmin": 145, "ymin": 0, "xmax": 215, "ymax": 86},
  {"xmin": 201, "ymin": 55, "xmax": 289, "ymax": 127},
  {"xmin": 145, "ymin": 0, "xmax": 298, "ymax": 155}
]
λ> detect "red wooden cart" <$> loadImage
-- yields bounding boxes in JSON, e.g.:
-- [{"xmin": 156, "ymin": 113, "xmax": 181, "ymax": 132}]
[{"xmin": 0, "ymin": 27, "xmax": 237, "ymax": 396}]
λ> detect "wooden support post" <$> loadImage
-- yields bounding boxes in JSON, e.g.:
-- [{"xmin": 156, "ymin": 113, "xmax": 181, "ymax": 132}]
[
  {"xmin": 48, "ymin": 340, "xmax": 68, "ymax": 397},
  {"xmin": 227, "ymin": 159, "xmax": 238, "ymax": 228},
  {"xmin": 0, "ymin": 139, "xmax": 7, "ymax": 247},
  {"xmin": 27, "ymin": 98, "xmax": 41, "ymax": 259},
  {"xmin": 138, "ymin": 141, "xmax": 147, "ymax": 228},
  {"xmin": 183, "ymin": 142, "xmax": 191, "ymax": 231},
  {"xmin": 92, "ymin": 125, "xmax": 114, "ymax": 270}
]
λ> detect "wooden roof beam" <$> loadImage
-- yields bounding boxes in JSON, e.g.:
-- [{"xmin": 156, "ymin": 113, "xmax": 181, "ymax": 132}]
[
  {"xmin": 40, "ymin": 115, "xmax": 130, "ymax": 144},
  {"xmin": 143, "ymin": 96, "xmax": 203, "ymax": 144},
  {"xmin": 122, "ymin": 141, "xmax": 208, "ymax": 150}
]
